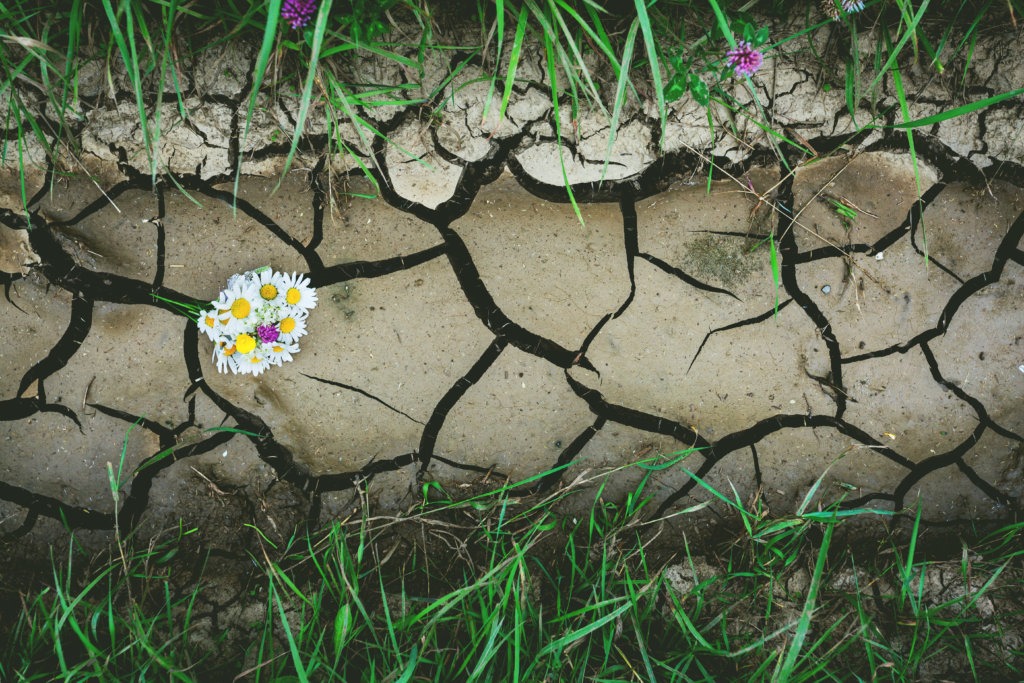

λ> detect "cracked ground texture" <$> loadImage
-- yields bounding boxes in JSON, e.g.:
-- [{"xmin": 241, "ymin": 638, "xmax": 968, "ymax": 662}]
[{"xmin": 1, "ymin": 22, "xmax": 1024, "ymax": 552}]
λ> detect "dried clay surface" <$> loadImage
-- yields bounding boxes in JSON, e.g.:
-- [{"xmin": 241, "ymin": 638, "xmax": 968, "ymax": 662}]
[
  {"xmin": 1, "ymin": 24, "xmax": 1024, "ymax": 555},
  {"xmin": 2, "ymin": 138, "xmax": 1023, "ymax": 557}
]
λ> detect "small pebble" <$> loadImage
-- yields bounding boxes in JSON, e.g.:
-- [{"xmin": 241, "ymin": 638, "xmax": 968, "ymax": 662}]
[
  {"xmin": 875, "ymin": 252, "xmax": 885, "ymax": 260},
  {"xmin": 1018, "ymin": 364, "xmax": 1024, "ymax": 374},
  {"xmin": 821, "ymin": 285, "xmax": 831, "ymax": 294}
]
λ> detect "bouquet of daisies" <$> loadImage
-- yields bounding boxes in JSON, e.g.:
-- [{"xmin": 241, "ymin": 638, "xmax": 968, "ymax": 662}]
[{"xmin": 192, "ymin": 267, "xmax": 318, "ymax": 376}]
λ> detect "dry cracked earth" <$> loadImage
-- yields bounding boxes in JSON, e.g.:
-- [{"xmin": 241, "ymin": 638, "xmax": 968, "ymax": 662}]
[{"xmin": 1, "ymin": 27, "xmax": 1024, "ymax": 560}]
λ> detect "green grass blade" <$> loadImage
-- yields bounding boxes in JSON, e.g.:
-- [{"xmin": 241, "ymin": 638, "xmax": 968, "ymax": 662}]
[
  {"xmin": 467, "ymin": 615, "xmax": 506, "ymax": 681},
  {"xmin": 776, "ymin": 516, "xmax": 834, "ymax": 681},
  {"xmin": 865, "ymin": 0, "xmax": 931, "ymax": 95},
  {"xmin": 890, "ymin": 87, "xmax": 1024, "ymax": 128},
  {"xmin": 233, "ymin": 0, "xmax": 283, "ymax": 211},
  {"xmin": 634, "ymin": 0, "xmax": 665, "ymax": 147},
  {"xmin": 600, "ymin": 18, "xmax": 638, "ymax": 183},
  {"xmin": 275, "ymin": 0, "xmax": 333, "ymax": 193},
  {"xmin": 769, "ymin": 232, "xmax": 780, "ymax": 317},
  {"xmin": 536, "ymin": 597, "xmax": 632, "ymax": 658},
  {"xmin": 801, "ymin": 508, "xmax": 895, "ymax": 520},
  {"xmin": 706, "ymin": 0, "xmax": 736, "ymax": 47},
  {"xmin": 394, "ymin": 644, "xmax": 419, "ymax": 683},
  {"xmin": 480, "ymin": 0, "xmax": 506, "ymax": 127},
  {"xmin": 887, "ymin": 27, "xmax": 928, "ymax": 266},
  {"xmin": 100, "ymin": 0, "xmax": 153, "ymax": 176},
  {"xmin": 543, "ymin": 31, "xmax": 583, "ymax": 227},
  {"xmin": 498, "ymin": 4, "xmax": 529, "ymax": 127},
  {"xmin": 546, "ymin": 0, "xmax": 605, "ymax": 115},
  {"xmin": 268, "ymin": 578, "xmax": 311, "ymax": 683},
  {"xmin": 667, "ymin": 591, "xmax": 727, "ymax": 654},
  {"xmin": 900, "ymin": 499, "xmax": 924, "ymax": 611},
  {"xmin": 678, "ymin": 467, "xmax": 755, "ymax": 523},
  {"xmin": 153, "ymin": 0, "xmax": 181, "ymax": 186}
]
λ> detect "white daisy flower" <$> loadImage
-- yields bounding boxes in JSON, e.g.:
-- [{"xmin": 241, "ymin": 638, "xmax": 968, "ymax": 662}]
[
  {"xmin": 241, "ymin": 352, "xmax": 271, "ymax": 376},
  {"xmin": 213, "ymin": 338, "xmax": 241, "ymax": 374},
  {"xmin": 215, "ymin": 281, "xmax": 262, "ymax": 336},
  {"xmin": 276, "ymin": 310, "xmax": 309, "ymax": 343},
  {"xmin": 255, "ymin": 268, "xmax": 288, "ymax": 307},
  {"xmin": 197, "ymin": 308, "xmax": 221, "ymax": 341},
  {"xmin": 227, "ymin": 331, "xmax": 269, "ymax": 376},
  {"xmin": 281, "ymin": 272, "xmax": 318, "ymax": 310},
  {"xmin": 264, "ymin": 341, "xmax": 300, "ymax": 366}
]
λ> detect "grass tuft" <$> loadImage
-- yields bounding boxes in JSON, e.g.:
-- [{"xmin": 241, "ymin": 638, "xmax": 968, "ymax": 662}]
[{"xmin": 4, "ymin": 452, "xmax": 1023, "ymax": 680}]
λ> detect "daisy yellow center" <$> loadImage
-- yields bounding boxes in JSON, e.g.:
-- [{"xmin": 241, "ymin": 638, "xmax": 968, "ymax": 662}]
[
  {"xmin": 204, "ymin": 315, "xmax": 215, "ymax": 327},
  {"xmin": 286, "ymin": 287, "xmax": 301, "ymax": 305},
  {"xmin": 280, "ymin": 317, "xmax": 296, "ymax": 334},
  {"xmin": 272, "ymin": 345, "xmax": 283, "ymax": 353},
  {"xmin": 235, "ymin": 334, "xmax": 256, "ymax": 354},
  {"xmin": 260, "ymin": 284, "xmax": 278, "ymax": 300},
  {"xmin": 250, "ymin": 356, "xmax": 262, "ymax": 364},
  {"xmin": 231, "ymin": 298, "xmax": 252, "ymax": 319},
  {"xmin": 224, "ymin": 345, "xmax": 236, "ymax": 356}
]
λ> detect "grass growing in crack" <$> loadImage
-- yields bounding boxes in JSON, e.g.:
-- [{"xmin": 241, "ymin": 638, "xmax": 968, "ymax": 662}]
[
  {"xmin": 3, "ymin": 0, "xmax": 1023, "ymax": 233},
  {"xmin": 1, "ymin": 425, "xmax": 205, "ymax": 681},
  {"xmin": 4, "ymin": 451, "xmax": 1023, "ymax": 680}
]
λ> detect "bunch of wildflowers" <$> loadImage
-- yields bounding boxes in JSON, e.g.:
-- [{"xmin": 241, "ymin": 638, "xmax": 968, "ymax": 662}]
[{"xmin": 195, "ymin": 267, "xmax": 318, "ymax": 376}]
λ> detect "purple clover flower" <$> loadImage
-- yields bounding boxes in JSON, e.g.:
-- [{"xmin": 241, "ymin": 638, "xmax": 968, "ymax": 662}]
[
  {"xmin": 843, "ymin": 0, "xmax": 866, "ymax": 12},
  {"xmin": 726, "ymin": 41, "xmax": 764, "ymax": 78},
  {"xmin": 281, "ymin": 0, "xmax": 317, "ymax": 30},
  {"xmin": 257, "ymin": 323, "xmax": 280, "ymax": 344}
]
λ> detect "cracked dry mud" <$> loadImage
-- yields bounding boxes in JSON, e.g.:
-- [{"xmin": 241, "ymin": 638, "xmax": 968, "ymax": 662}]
[
  {"xmin": 2, "ymin": 142, "xmax": 1023, "ymax": 550},
  {"xmin": 1, "ymin": 26, "xmax": 1024, "ymax": 554}
]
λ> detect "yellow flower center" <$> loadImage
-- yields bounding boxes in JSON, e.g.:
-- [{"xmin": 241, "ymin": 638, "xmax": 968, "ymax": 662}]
[
  {"xmin": 286, "ymin": 287, "xmax": 301, "ymax": 305},
  {"xmin": 272, "ymin": 345, "xmax": 283, "ymax": 353},
  {"xmin": 204, "ymin": 315, "xmax": 215, "ymax": 328},
  {"xmin": 251, "ymin": 356, "xmax": 262, "ymax": 363},
  {"xmin": 224, "ymin": 345, "xmax": 236, "ymax": 356},
  {"xmin": 235, "ymin": 334, "xmax": 256, "ymax": 354},
  {"xmin": 231, "ymin": 298, "xmax": 251, "ymax": 319},
  {"xmin": 260, "ymin": 284, "xmax": 278, "ymax": 300},
  {"xmin": 280, "ymin": 317, "xmax": 296, "ymax": 334}
]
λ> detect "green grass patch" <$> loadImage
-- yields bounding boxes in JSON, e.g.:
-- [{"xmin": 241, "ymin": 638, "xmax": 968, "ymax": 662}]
[{"xmin": 3, "ymin": 453, "xmax": 1022, "ymax": 681}]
